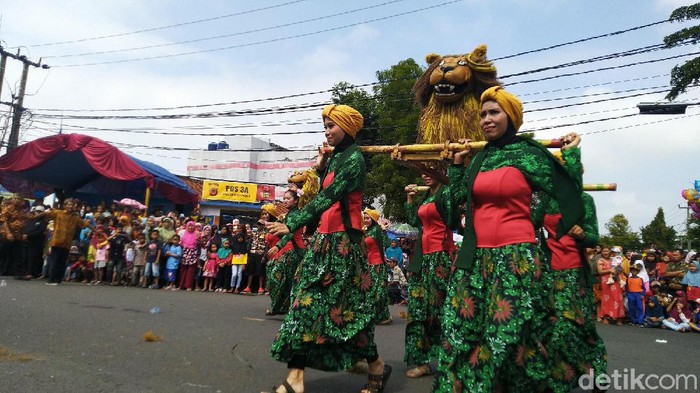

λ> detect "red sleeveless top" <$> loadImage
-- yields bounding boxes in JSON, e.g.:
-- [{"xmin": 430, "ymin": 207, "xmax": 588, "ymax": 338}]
[
  {"xmin": 317, "ymin": 171, "xmax": 363, "ymax": 234},
  {"xmin": 472, "ymin": 167, "xmax": 536, "ymax": 247},
  {"xmin": 418, "ymin": 202, "xmax": 453, "ymax": 254},
  {"xmin": 543, "ymin": 213, "xmax": 583, "ymax": 270}
]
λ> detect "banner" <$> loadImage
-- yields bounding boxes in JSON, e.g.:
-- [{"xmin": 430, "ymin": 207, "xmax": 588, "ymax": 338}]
[{"xmin": 202, "ymin": 181, "xmax": 258, "ymax": 203}]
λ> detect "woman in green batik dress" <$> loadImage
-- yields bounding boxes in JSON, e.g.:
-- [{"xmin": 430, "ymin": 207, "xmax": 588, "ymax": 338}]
[
  {"xmin": 265, "ymin": 104, "xmax": 391, "ymax": 393},
  {"xmin": 363, "ymin": 208, "xmax": 393, "ymax": 326},
  {"xmin": 531, "ymin": 133, "xmax": 607, "ymax": 393},
  {"xmin": 432, "ymin": 86, "xmax": 584, "ymax": 392},
  {"xmin": 265, "ymin": 190, "xmax": 305, "ymax": 316},
  {"xmin": 403, "ymin": 169, "xmax": 457, "ymax": 380}
]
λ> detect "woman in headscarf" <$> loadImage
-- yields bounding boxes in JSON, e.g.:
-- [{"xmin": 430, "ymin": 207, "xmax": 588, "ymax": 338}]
[
  {"xmin": 662, "ymin": 291, "xmax": 693, "ymax": 332},
  {"xmin": 266, "ymin": 104, "xmax": 390, "ymax": 393},
  {"xmin": 433, "ymin": 86, "xmax": 585, "ymax": 392},
  {"xmin": 403, "ymin": 166, "xmax": 458, "ymax": 380},
  {"xmin": 682, "ymin": 259, "xmax": 700, "ymax": 302},
  {"xmin": 265, "ymin": 191, "xmax": 305, "ymax": 315},
  {"xmin": 363, "ymin": 208, "xmax": 392, "ymax": 326},
  {"xmin": 531, "ymin": 133, "xmax": 607, "ymax": 392},
  {"xmin": 178, "ymin": 221, "xmax": 200, "ymax": 290}
]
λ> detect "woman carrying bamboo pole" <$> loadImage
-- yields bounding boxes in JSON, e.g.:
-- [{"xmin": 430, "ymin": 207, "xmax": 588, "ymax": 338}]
[
  {"xmin": 432, "ymin": 86, "xmax": 584, "ymax": 392},
  {"xmin": 403, "ymin": 166, "xmax": 458, "ymax": 380}
]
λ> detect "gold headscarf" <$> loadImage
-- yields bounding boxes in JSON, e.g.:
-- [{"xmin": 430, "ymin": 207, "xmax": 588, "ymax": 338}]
[
  {"xmin": 363, "ymin": 208, "xmax": 380, "ymax": 224},
  {"xmin": 322, "ymin": 104, "xmax": 364, "ymax": 139},
  {"xmin": 261, "ymin": 203, "xmax": 278, "ymax": 220},
  {"xmin": 480, "ymin": 86, "xmax": 523, "ymax": 131}
]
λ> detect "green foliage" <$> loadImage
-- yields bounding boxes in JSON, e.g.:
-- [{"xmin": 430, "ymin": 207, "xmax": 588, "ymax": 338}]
[
  {"xmin": 640, "ymin": 207, "xmax": 677, "ymax": 250},
  {"xmin": 687, "ymin": 218, "xmax": 700, "ymax": 249},
  {"xmin": 664, "ymin": 2, "xmax": 700, "ymax": 100},
  {"xmin": 331, "ymin": 59, "xmax": 424, "ymax": 221},
  {"xmin": 600, "ymin": 213, "xmax": 642, "ymax": 250}
]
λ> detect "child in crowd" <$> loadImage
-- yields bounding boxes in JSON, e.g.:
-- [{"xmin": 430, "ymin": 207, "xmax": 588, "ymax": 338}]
[
  {"xmin": 682, "ymin": 260, "xmax": 700, "ymax": 302},
  {"xmin": 144, "ymin": 230, "xmax": 162, "ymax": 289},
  {"xmin": 644, "ymin": 281, "xmax": 665, "ymax": 328},
  {"xmin": 662, "ymin": 291, "xmax": 692, "ymax": 332},
  {"xmin": 132, "ymin": 234, "xmax": 147, "ymax": 287},
  {"xmin": 229, "ymin": 225, "xmax": 248, "ymax": 293},
  {"xmin": 215, "ymin": 239, "xmax": 233, "ymax": 292},
  {"xmin": 64, "ymin": 246, "xmax": 83, "ymax": 282},
  {"xmin": 163, "ymin": 234, "xmax": 182, "ymax": 290},
  {"xmin": 202, "ymin": 243, "xmax": 219, "ymax": 292},
  {"xmin": 626, "ymin": 265, "xmax": 645, "ymax": 326},
  {"xmin": 123, "ymin": 242, "xmax": 136, "ymax": 286},
  {"xmin": 92, "ymin": 227, "xmax": 110, "ymax": 285}
]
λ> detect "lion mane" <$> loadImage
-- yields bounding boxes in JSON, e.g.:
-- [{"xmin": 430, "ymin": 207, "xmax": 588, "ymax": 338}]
[{"xmin": 412, "ymin": 44, "xmax": 501, "ymax": 144}]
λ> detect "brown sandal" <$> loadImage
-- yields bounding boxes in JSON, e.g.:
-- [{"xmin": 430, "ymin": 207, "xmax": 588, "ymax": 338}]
[
  {"xmin": 362, "ymin": 364, "xmax": 392, "ymax": 393},
  {"xmin": 406, "ymin": 364, "xmax": 433, "ymax": 378},
  {"xmin": 268, "ymin": 380, "xmax": 297, "ymax": 393}
]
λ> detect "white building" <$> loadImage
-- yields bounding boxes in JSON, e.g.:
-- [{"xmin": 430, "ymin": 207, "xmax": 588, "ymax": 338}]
[{"xmin": 186, "ymin": 136, "xmax": 317, "ymax": 226}]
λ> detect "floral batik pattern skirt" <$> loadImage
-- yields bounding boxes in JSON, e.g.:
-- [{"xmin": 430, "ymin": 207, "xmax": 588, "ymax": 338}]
[
  {"xmin": 267, "ymin": 250, "xmax": 301, "ymax": 315},
  {"xmin": 405, "ymin": 251, "xmax": 451, "ymax": 366},
  {"xmin": 544, "ymin": 268, "xmax": 607, "ymax": 393},
  {"xmin": 369, "ymin": 263, "xmax": 391, "ymax": 323},
  {"xmin": 432, "ymin": 243, "xmax": 549, "ymax": 393},
  {"xmin": 270, "ymin": 232, "xmax": 379, "ymax": 371}
]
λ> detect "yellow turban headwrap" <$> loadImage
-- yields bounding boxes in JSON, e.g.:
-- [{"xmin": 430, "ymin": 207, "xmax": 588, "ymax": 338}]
[
  {"xmin": 480, "ymin": 86, "xmax": 523, "ymax": 131},
  {"xmin": 322, "ymin": 104, "xmax": 364, "ymax": 139},
  {"xmin": 261, "ymin": 203, "xmax": 278, "ymax": 219},
  {"xmin": 363, "ymin": 208, "xmax": 380, "ymax": 224}
]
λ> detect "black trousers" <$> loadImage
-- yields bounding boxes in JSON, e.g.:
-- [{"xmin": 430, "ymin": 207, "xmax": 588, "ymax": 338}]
[{"xmin": 47, "ymin": 246, "xmax": 69, "ymax": 284}]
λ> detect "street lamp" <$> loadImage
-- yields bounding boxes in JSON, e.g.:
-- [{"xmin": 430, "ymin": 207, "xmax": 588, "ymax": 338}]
[{"xmin": 638, "ymin": 102, "xmax": 689, "ymax": 115}]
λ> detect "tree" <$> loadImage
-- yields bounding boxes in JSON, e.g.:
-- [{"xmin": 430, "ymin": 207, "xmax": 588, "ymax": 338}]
[
  {"xmin": 687, "ymin": 217, "xmax": 700, "ymax": 249},
  {"xmin": 664, "ymin": 2, "xmax": 700, "ymax": 101},
  {"xmin": 640, "ymin": 207, "xmax": 677, "ymax": 250},
  {"xmin": 600, "ymin": 214, "xmax": 642, "ymax": 251}
]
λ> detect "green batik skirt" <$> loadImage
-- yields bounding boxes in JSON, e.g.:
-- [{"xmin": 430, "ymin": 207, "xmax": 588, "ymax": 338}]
[
  {"xmin": 369, "ymin": 262, "xmax": 391, "ymax": 323},
  {"xmin": 432, "ymin": 243, "xmax": 550, "ymax": 393},
  {"xmin": 404, "ymin": 250, "xmax": 452, "ymax": 366},
  {"xmin": 270, "ymin": 232, "xmax": 379, "ymax": 371},
  {"xmin": 266, "ymin": 249, "xmax": 301, "ymax": 315},
  {"xmin": 543, "ymin": 268, "xmax": 608, "ymax": 393}
]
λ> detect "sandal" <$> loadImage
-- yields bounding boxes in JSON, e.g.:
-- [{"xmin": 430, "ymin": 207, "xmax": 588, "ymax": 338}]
[
  {"xmin": 265, "ymin": 380, "xmax": 300, "ymax": 393},
  {"xmin": 265, "ymin": 309, "xmax": 277, "ymax": 316},
  {"xmin": 242, "ymin": 287, "xmax": 252, "ymax": 294},
  {"xmin": 258, "ymin": 288, "xmax": 266, "ymax": 294},
  {"xmin": 377, "ymin": 317, "xmax": 393, "ymax": 325},
  {"xmin": 362, "ymin": 364, "xmax": 392, "ymax": 393},
  {"xmin": 406, "ymin": 364, "xmax": 432, "ymax": 378}
]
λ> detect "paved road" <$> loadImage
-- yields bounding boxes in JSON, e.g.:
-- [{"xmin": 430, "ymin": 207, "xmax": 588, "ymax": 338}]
[{"xmin": 1, "ymin": 278, "xmax": 697, "ymax": 392}]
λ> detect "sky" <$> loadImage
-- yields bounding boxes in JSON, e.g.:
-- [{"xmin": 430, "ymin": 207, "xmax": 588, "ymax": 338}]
[{"xmin": 0, "ymin": 0, "xmax": 699, "ymax": 239}]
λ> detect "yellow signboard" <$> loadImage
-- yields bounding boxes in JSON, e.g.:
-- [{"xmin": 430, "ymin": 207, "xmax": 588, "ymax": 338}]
[{"xmin": 202, "ymin": 180, "xmax": 258, "ymax": 203}]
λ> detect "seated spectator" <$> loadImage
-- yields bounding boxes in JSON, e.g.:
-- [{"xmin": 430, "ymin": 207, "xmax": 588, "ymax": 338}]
[
  {"xmin": 682, "ymin": 259, "xmax": 700, "ymax": 302},
  {"xmin": 644, "ymin": 282, "xmax": 665, "ymax": 328},
  {"xmin": 387, "ymin": 258, "xmax": 407, "ymax": 305},
  {"xmin": 662, "ymin": 291, "xmax": 692, "ymax": 332}
]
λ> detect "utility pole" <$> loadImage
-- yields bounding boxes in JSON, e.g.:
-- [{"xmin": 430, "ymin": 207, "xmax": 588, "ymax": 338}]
[
  {"xmin": 678, "ymin": 204, "xmax": 691, "ymax": 251},
  {"xmin": 0, "ymin": 46, "xmax": 50, "ymax": 151}
]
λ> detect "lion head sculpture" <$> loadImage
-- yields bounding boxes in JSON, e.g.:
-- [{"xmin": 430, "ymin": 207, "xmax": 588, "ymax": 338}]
[
  {"xmin": 287, "ymin": 169, "xmax": 320, "ymax": 209},
  {"xmin": 412, "ymin": 44, "xmax": 500, "ymax": 144}
]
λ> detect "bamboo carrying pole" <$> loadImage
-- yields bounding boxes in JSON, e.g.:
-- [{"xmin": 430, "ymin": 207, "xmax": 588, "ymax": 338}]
[
  {"xmin": 410, "ymin": 183, "xmax": 617, "ymax": 192},
  {"xmin": 324, "ymin": 139, "xmax": 564, "ymax": 154}
]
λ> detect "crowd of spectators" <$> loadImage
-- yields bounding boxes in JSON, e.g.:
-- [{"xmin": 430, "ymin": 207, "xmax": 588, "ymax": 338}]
[{"xmin": 587, "ymin": 245, "xmax": 700, "ymax": 333}]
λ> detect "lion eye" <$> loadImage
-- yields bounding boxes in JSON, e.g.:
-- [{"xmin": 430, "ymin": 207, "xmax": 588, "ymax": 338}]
[
  {"xmin": 439, "ymin": 60, "xmax": 445, "ymax": 66},
  {"xmin": 457, "ymin": 60, "xmax": 467, "ymax": 66}
]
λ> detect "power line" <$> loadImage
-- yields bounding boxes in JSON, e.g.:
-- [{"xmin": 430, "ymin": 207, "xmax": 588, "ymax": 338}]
[
  {"xmin": 493, "ymin": 20, "xmax": 668, "ymax": 61},
  {"xmin": 15, "ymin": 0, "xmax": 307, "ymax": 48},
  {"xmin": 52, "ymin": 0, "xmax": 464, "ymax": 68},
  {"xmin": 44, "ymin": 0, "xmax": 408, "ymax": 59}
]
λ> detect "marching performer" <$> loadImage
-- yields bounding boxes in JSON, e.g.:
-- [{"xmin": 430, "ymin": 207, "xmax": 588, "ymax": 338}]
[
  {"xmin": 403, "ymin": 168, "xmax": 458, "ymax": 380},
  {"xmin": 363, "ymin": 208, "xmax": 393, "ymax": 326},
  {"xmin": 433, "ymin": 86, "xmax": 584, "ymax": 392},
  {"xmin": 265, "ymin": 104, "xmax": 390, "ymax": 393},
  {"xmin": 532, "ymin": 133, "xmax": 607, "ymax": 392}
]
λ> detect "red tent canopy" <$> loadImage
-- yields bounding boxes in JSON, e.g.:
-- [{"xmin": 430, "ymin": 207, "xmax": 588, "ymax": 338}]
[{"xmin": 0, "ymin": 134, "xmax": 196, "ymax": 204}]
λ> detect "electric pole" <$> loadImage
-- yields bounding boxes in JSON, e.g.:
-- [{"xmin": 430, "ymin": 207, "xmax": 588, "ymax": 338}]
[
  {"xmin": 0, "ymin": 46, "xmax": 50, "ymax": 151},
  {"xmin": 678, "ymin": 204, "xmax": 691, "ymax": 251}
]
